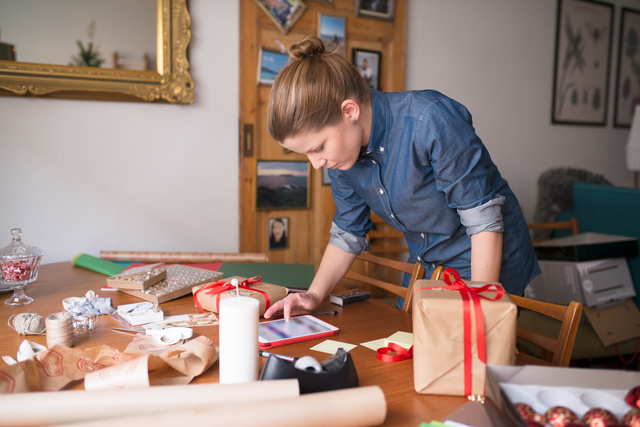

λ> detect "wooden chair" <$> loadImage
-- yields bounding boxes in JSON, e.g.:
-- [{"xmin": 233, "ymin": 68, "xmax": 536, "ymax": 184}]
[
  {"xmin": 367, "ymin": 213, "xmax": 408, "ymax": 255},
  {"xmin": 430, "ymin": 266, "xmax": 583, "ymax": 367},
  {"xmin": 509, "ymin": 294, "xmax": 583, "ymax": 367},
  {"xmin": 527, "ymin": 217, "xmax": 580, "ymax": 244},
  {"xmin": 343, "ymin": 252, "xmax": 425, "ymax": 312}
]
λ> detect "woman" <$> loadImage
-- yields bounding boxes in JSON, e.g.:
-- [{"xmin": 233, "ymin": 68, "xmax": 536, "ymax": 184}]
[
  {"xmin": 269, "ymin": 217, "xmax": 288, "ymax": 249},
  {"xmin": 264, "ymin": 36, "xmax": 539, "ymax": 321}
]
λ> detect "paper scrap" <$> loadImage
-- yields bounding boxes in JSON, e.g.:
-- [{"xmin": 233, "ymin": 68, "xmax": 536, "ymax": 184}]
[
  {"xmin": 188, "ymin": 312, "xmax": 218, "ymax": 326},
  {"xmin": 164, "ymin": 314, "xmax": 193, "ymax": 328},
  {"xmin": 360, "ymin": 339, "xmax": 386, "ymax": 351},
  {"xmin": 310, "ymin": 339, "xmax": 357, "ymax": 354},
  {"xmin": 383, "ymin": 331, "xmax": 413, "ymax": 350}
]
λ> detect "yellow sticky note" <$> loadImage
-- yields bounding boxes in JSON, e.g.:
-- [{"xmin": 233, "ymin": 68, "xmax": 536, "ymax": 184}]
[
  {"xmin": 310, "ymin": 339, "xmax": 357, "ymax": 354},
  {"xmin": 360, "ymin": 339, "xmax": 386, "ymax": 351},
  {"xmin": 383, "ymin": 331, "xmax": 413, "ymax": 350}
]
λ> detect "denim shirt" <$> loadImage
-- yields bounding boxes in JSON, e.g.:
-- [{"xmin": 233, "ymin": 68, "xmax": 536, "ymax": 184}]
[{"xmin": 328, "ymin": 90, "xmax": 540, "ymax": 296}]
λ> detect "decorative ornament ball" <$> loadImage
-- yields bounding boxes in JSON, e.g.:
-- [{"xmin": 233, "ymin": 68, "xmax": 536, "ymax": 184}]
[
  {"xmin": 546, "ymin": 406, "xmax": 579, "ymax": 427},
  {"xmin": 623, "ymin": 408, "xmax": 640, "ymax": 427},
  {"xmin": 582, "ymin": 408, "xmax": 619, "ymax": 427}
]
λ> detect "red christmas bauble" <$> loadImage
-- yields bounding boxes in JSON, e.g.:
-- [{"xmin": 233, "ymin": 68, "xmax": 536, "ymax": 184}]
[
  {"xmin": 546, "ymin": 406, "xmax": 579, "ymax": 427},
  {"xmin": 623, "ymin": 408, "xmax": 640, "ymax": 427},
  {"xmin": 626, "ymin": 387, "xmax": 640, "ymax": 409},
  {"xmin": 582, "ymin": 408, "xmax": 619, "ymax": 427}
]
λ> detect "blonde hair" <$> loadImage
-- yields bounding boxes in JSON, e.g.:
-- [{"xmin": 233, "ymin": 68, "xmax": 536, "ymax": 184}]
[{"xmin": 267, "ymin": 36, "xmax": 371, "ymax": 143}]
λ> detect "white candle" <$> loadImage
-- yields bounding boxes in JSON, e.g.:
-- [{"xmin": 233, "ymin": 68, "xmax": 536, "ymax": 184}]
[{"xmin": 218, "ymin": 295, "xmax": 260, "ymax": 384}]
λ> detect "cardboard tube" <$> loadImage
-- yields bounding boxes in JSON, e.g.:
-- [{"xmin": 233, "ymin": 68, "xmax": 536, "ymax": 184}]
[
  {"xmin": 0, "ymin": 380, "xmax": 299, "ymax": 427},
  {"xmin": 99, "ymin": 250, "xmax": 269, "ymax": 263},
  {"xmin": 49, "ymin": 385, "xmax": 386, "ymax": 427}
]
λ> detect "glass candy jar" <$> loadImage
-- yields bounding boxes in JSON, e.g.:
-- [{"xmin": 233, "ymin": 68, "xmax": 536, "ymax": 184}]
[{"xmin": 0, "ymin": 228, "xmax": 43, "ymax": 305}]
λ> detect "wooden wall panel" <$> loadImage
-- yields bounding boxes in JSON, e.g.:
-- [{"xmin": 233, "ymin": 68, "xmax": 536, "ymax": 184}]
[{"xmin": 239, "ymin": 0, "xmax": 407, "ymax": 270}]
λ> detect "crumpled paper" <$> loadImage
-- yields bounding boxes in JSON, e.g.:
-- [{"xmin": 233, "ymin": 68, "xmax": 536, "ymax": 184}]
[
  {"xmin": 63, "ymin": 290, "xmax": 113, "ymax": 316},
  {"xmin": 0, "ymin": 334, "xmax": 218, "ymax": 393},
  {"xmin": 1, "ymin": 340, "xmax": 47, "ymax": 366}
]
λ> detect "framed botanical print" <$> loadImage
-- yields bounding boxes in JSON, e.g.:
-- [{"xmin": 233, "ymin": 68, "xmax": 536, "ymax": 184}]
[
  {"xmin": 614, "ymin": 7, "xmax": 640, "ymax": 127},
  {"xmin": 551, "ymin": 0, "xmax": 613, "ymax": 126}
]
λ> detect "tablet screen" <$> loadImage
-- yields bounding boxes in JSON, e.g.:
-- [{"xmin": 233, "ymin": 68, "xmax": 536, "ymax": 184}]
[{"xmin": 258, "ymin": 315, "xmax": 337, "ymax": 343}]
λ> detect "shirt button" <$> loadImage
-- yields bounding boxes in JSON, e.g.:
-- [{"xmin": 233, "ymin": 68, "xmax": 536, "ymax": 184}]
[
  {"xmin": 379, "ymin": 188, "xmax": 384, "ymax": 194},
  {"xmin": 380, "ymin": 147, "xmax": 385, "ymax": 152},
  {"xmin": 421, "ymin": 233, "xmax": 425, "ymax": 239},
  {"xmin": 417, "ymin": 256, "xmax": 421, "ymax": 261},
  {"xmin": 390, "ymin": 213, "xmax": 395, "ymax": 218},
  {"xmin": 372, "ymin": 160, "xmax": 377, "ymax": 164}
]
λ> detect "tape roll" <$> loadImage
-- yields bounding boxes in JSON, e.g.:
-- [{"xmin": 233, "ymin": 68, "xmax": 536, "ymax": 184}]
[{"xmin": 294, "ymin": 355, "xmax": 322, "ymax": 373}]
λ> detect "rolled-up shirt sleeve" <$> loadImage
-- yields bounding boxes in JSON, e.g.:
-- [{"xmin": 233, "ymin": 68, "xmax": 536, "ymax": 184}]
[
  {"xmin": 329, "ymin": 221, "xmax": 371, "ymax": 255},
  {"xmin": 457, "ymin": 195, "xmax": 505, "ymax": 236}
]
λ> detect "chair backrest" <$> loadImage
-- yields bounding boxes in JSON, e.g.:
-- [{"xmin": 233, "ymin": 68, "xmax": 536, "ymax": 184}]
[
  {"xmin": 429, "ymin": 266, "xmax": 583, "ymax": 367},
  {"xmin": 367, "ymin": 213, "xmax": 408, "ymax": 255},
  {"xmin": 527, "ymin": 217, "xmax": 580, "ymax": 244},
  {"xmin": 343, "ymin": 252, "xmax": 425, "ymax": 312},
  {"xmin": 509, "ymin": 294, "xmax": 583, "ymax": 367}
]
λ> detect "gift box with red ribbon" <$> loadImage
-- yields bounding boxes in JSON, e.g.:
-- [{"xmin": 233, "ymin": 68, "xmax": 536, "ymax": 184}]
[
  {"xmin": 412, "ymin": 268, "xmax": 516, "ymax": 397},
  {"xmin": 192, "ymin": 275, "xmax": 288, "ymax": 317}
]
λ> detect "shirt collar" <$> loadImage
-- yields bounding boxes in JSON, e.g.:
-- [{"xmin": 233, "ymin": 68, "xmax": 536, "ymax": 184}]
[{"xmin": 361, "ymin": 90, "xmax": 389, "ymax": 156}]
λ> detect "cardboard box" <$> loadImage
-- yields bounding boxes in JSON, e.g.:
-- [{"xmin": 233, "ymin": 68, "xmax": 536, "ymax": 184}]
[
  {"xmin": 192, "ymin": 276, "xmax": 288, "ymax": 316},
  {"xmin": 412, "ymin": 279, "xmax": 516, "ymax": 397},
  {"xmin": 533, "ymin": 232, "xmax": 638, "ymax": 262},
  {"xmin": 486, "ymin": 364, "xmax": 640, "ymax": 426}
]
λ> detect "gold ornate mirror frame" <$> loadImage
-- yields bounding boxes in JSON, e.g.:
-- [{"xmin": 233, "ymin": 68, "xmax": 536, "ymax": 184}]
[{"xmin": 0, "ymin": 0, "xmax": 194, "ymax": 104}]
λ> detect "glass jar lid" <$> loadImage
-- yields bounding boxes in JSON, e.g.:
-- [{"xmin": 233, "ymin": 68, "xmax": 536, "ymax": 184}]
[{"xmin": 0, "ymin": 228, "xmax": 44, "ymax": 260}]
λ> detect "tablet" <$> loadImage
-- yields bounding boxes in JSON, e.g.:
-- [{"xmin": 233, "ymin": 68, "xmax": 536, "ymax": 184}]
[{"xmin": 258, "ymin": 315, "xmax": 339, "ymax": 349}]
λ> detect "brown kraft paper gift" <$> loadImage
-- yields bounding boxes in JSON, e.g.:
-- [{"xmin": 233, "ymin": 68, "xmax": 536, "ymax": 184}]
[
  {"xmin": 412, "ymin": 269, "xmax": 516, "ymax": 397},
  {"xmin": 193, "ymin": 275, "xmax": 288, "ymax": 317}
]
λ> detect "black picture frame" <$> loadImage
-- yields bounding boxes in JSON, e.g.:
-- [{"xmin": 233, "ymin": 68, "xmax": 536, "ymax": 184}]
[
  {"xmin": 551, "ymin": 0, "xmax": 613, "ymax": 126},
  {"xmin": 256, "ymin": 161, "xmax": 310, "ymax": 210},
  {"xmin": 352, "ymin": 48, "xmax": 381, "ymax": 90},
  {"xmin": 614, "ymin": 7, "xmax": 640, "ymax": 128},
  {"xmin": 355, "ymin": 0, "xmax": 395, "ymax": 21}
]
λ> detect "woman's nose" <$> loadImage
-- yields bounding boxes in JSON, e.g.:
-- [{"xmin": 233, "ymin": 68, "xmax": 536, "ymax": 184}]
[{"xmin": 308, "ymin": 155, "xmax": 326, "ymax": 169}]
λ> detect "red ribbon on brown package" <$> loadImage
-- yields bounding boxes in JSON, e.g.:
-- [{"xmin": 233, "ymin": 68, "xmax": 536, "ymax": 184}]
[
  {"xmin": 414, "ymin": 267, "xmax": 503, "ymax": 397},
  {"xmin": 193, "ymin": 275, "xmax": 271, "ymax": 313}
]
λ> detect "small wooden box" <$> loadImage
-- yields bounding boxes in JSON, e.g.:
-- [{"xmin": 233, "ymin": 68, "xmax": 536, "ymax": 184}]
[{"xmin": 107, "ymin": 267, "xmax": 167, "ymax": 291}]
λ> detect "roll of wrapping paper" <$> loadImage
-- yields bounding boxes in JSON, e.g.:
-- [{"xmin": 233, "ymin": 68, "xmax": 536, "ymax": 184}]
[
  {"xmin": 0, "ymin": 380, "xmax": 301, "ymax": 427},
  {"xmin": 44, "ymin": 385, "xmax": 387, "ymax": 427},
  {"xmin": 71, "ymin": 253, "xmax": 127, "ymax": 276},
  {"xmin": 99, "ymin": 250, "xmax": 269, "ymax": 264}
]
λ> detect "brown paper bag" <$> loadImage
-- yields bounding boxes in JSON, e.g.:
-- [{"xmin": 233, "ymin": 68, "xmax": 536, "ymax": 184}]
[
  {"xmin": 412, "ymin": 275, "xmax": 516, "ymax": 397},
  {"xmin": 193, "ymin": 276, "xmax": 288, "ymax": 316}
]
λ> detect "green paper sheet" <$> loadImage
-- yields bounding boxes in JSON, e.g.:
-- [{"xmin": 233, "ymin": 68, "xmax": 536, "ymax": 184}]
[
  {"xmin": 72, "ymin": 253, "xmax": 127, "ymax": 276},
  {"xmin": 218, "ymin": 262, "xmax": 314, "ymax": 289}
]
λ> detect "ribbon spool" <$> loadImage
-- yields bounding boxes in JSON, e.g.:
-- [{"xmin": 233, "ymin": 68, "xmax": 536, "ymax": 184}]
[
  {"xmin": 8, "ymin": 313, "xmax": 46, "ymax": 335},
  {"xmin": 46, "ymin": 311, "xmax": 74, "ymax": 347}
]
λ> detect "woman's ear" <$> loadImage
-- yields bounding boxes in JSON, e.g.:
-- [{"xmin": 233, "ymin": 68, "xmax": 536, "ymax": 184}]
[{"xmin": 341, "ymin": 99, "xmax": 360, "ymax": 123}]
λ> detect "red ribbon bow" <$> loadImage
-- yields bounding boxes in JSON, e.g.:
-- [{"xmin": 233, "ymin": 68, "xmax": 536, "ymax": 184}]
[
  {"xmin": 193, "ymin": 276, "xmax": 270, "ymax": 313},
  {"xmin": 415, "ymin": 267, "xmax": 503, "ymax": 397}
]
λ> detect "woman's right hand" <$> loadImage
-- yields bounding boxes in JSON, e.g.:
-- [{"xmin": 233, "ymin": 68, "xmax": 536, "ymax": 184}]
[{"xmin": 263, "ymin": 291, "xmax": 321, "ymax": 322}]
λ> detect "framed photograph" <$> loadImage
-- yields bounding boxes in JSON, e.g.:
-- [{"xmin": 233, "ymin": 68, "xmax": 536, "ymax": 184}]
[
  {"xmin": 352, "ymin": 48, "xmax": 381, "ymax": 90},
  {"xmin": 322, "ymin": 166, "xmax": 331, "ymax": 185},
  {"xmin": 551, "ymin": 0, "xmax": 613, "ymax": 126},
  {"xmin": 268, "ymin": 217, "xmax": 289, "ymax": 250},
  {"xmin": 254, "ymin": 0, "xmax": 307, "ymax": 35},
  {"xmin": 614, "ymin": 7, "xmax": 640, "ymax": 128},
  {"xmin": 258, "ymin": 47, "xmax": 290, "ymax": 85},
  {"xmin": 318, "ymin": 14, "xmax": 346, "ymax": 57},
  {"xmin": 355, "ymin": 0, "xmax": 395, "ymax": 21},
  {"xmin": 257, "ymin": 161, "xmax": 310, "ymax": 210}
]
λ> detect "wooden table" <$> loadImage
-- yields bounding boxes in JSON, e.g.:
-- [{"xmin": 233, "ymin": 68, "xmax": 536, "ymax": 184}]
[{"xmin": 0, "ymin": 262, "xmax": 467, "ymax": 426}]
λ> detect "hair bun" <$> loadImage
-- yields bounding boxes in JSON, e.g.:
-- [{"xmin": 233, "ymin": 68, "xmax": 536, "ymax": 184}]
[{"xmin": 289, "ymin": 36, "xmax": 326, "ymax": 61}]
